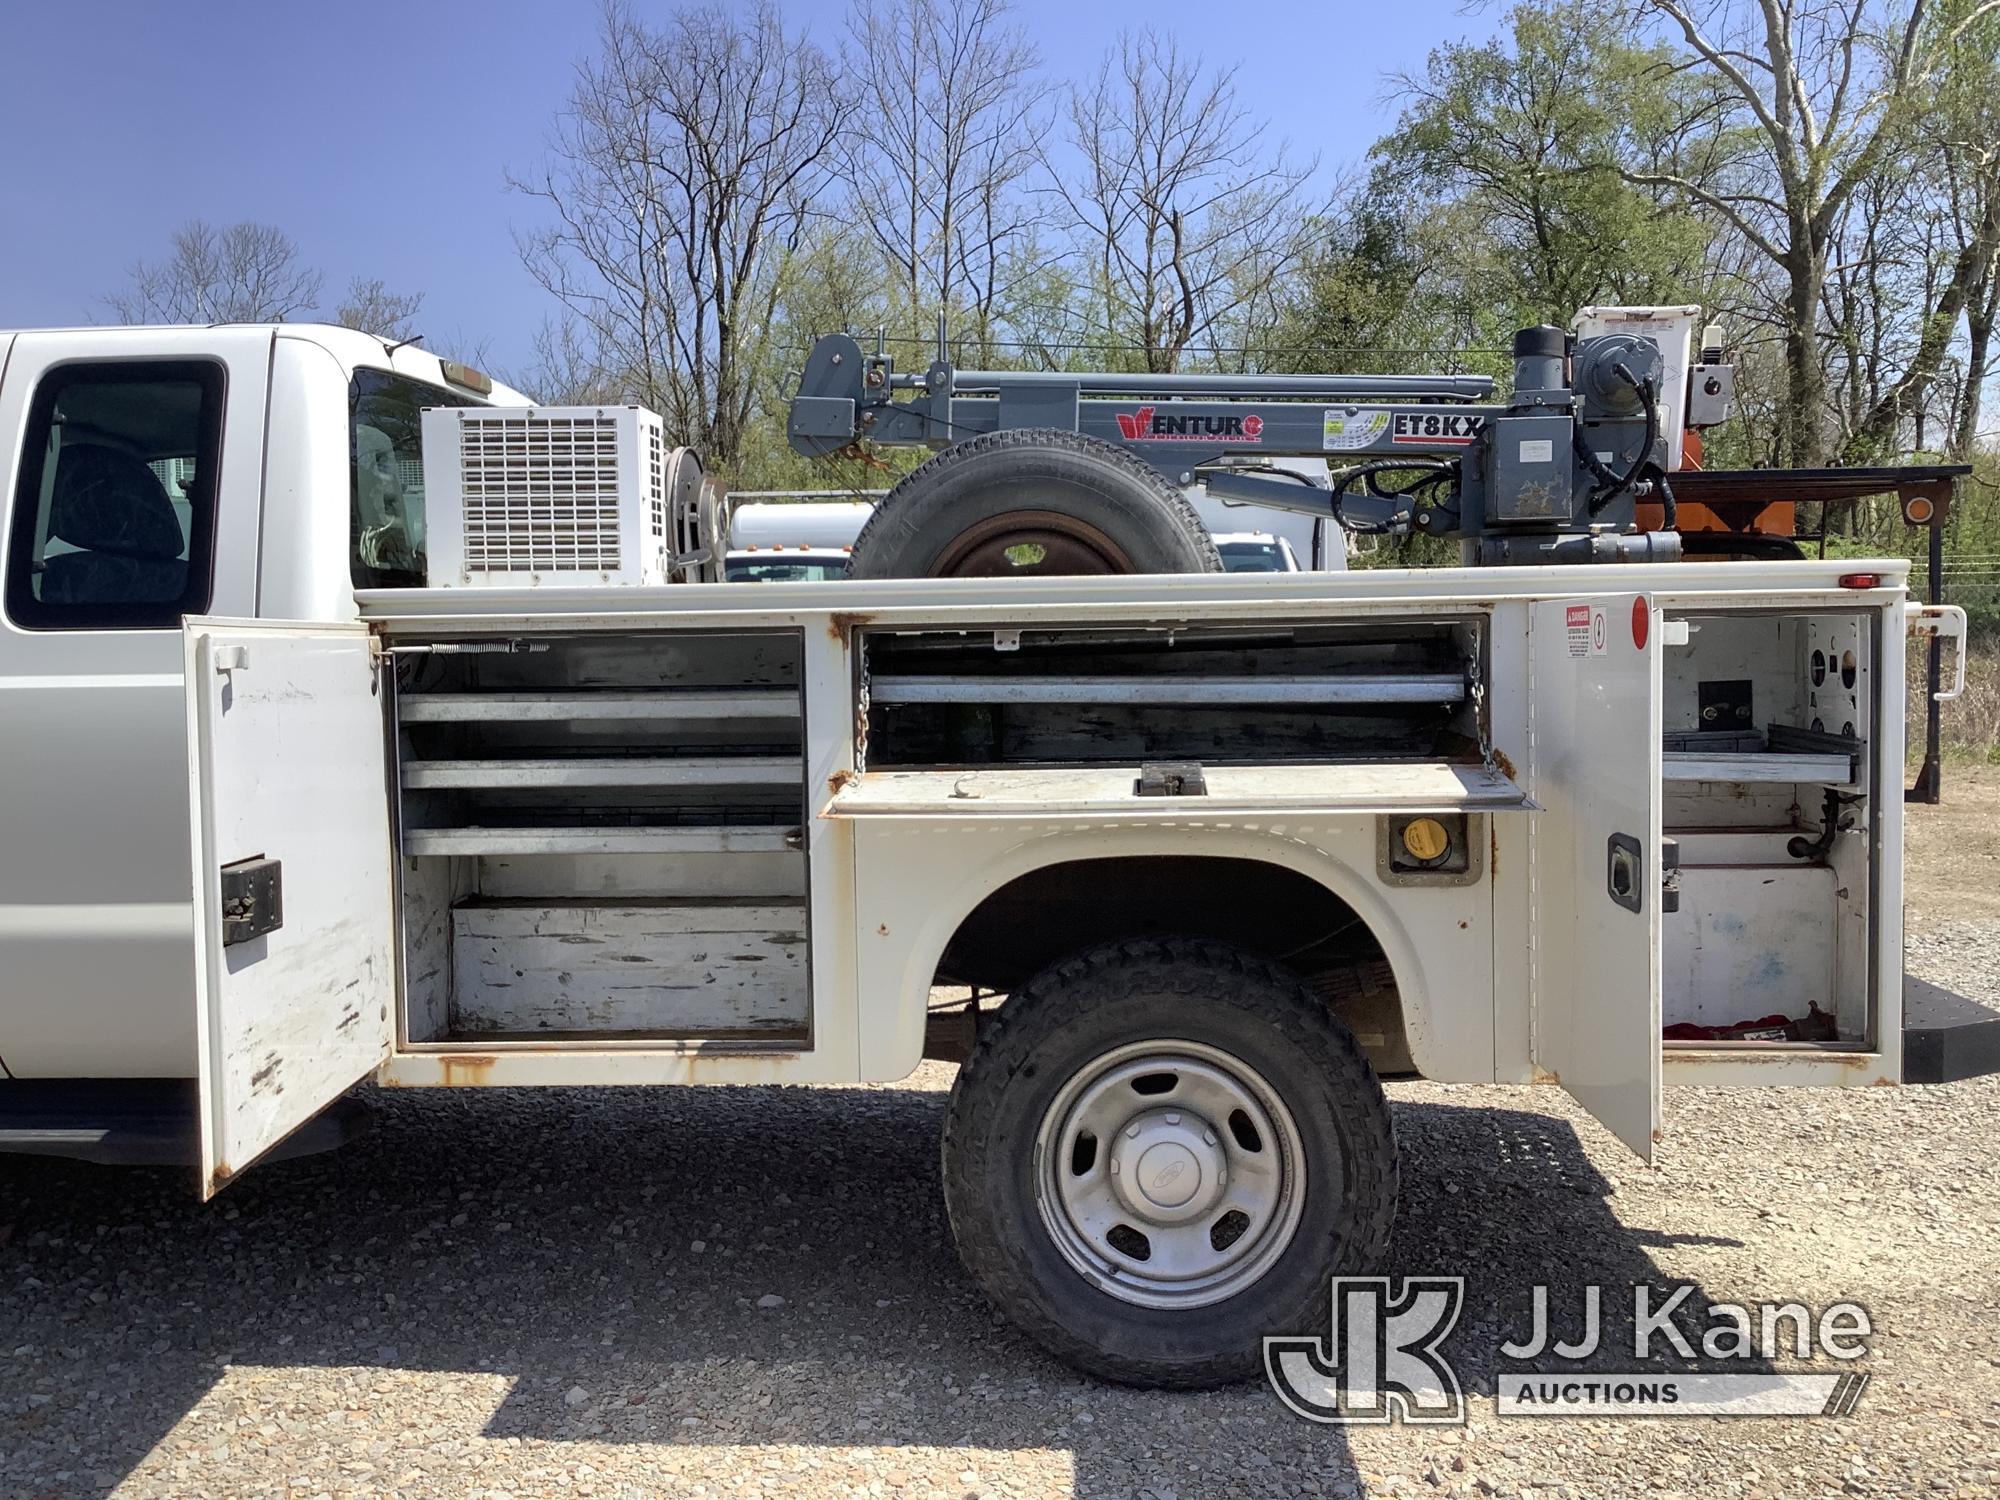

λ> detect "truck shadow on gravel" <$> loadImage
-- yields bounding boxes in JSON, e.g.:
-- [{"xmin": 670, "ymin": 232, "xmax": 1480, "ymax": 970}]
[{"xmin": 0, "ymin": 1084, "xmax": 1760, "ymax": 1498}]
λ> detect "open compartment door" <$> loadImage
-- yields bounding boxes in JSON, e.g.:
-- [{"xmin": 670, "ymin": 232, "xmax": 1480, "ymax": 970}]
[
  {"xmin": 184, "ymin": 620, "xmax": 395, "ymax": 1198},
  {"xmin": 1528, "ymin": 596, "xmax": 1663, "ymax": 1162}
]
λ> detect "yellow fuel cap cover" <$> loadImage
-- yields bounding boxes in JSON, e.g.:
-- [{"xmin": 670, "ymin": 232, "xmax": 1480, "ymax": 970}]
[{"xmin": 1401, "ymin": 817, "xmax": 1451, "ymax": 863}]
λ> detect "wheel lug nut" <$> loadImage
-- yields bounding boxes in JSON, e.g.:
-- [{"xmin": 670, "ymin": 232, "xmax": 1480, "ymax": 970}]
[
  {"xmin": 1165, "ymin": 1112, "xmax": 1181, "ymax": 1125},
  {"xmin": 1125, "ymin": 1126, "xmax": 1140, "ymax": 1139},
  {"xmin": 1202, "ymin": 1129, "xmax": 1217, "ymax": 1146}
]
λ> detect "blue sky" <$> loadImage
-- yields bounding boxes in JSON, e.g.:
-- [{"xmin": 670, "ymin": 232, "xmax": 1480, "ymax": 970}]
[{"xmin": 0, "ymin": 0, "xmax": 1504, "ymax": 375}]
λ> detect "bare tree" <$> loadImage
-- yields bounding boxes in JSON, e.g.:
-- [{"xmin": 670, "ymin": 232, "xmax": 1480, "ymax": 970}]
[
  {"xmin": 1047, "ymin": 30, "xmax": 1319, "ymax": 372},
  {"xmin": 506, "ymin": 314, "xmax": 627, "ymax": 407},
  {"xmin": 1624, "ymin": 0, "xmax": 2000, "ymax": 464},
  {"xmin": 1911, "ymin": 0, "xmax": 1999, "ymax": 457},
  {"xmin": 510, "ymin": 1, "xmax": 840, "ymax": 466},
  {"xmin": 108, "ymin": 220, "xmax": 323, "ymax": 325},
  {"xmin": 335, "ymin": 277, "xmax": 425, "ymax": 341},
  {"xmin": 1949, "ymin": 200, "xmax": 2000, "ymax": 455},
  {"xmin": 1820, "ymin": 166, "xmax": 1909, "ymax": 446},
  {"xmin": 1811, "ymin": 1, "xmax": 1999, "ymax": 458},
  {"xmin": 1829, "ymin": 169, "xmax": 1987, "ymax": 459},
  {"xmin": 841, "ymin": 0, "xmax": 1051, "ymax": 352}
]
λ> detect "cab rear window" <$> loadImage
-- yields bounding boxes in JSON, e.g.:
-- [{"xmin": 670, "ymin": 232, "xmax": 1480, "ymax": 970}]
[{"xmin": 350, "ymin": 369, "xmax": 480, "ymax": 589}]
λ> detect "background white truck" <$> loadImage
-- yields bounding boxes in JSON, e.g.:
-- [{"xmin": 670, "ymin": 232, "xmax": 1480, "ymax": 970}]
[
  {"xmin": 0, "ymin": 321, "xmax": 1993, "ymax": 1388},
  {"xmin": 725, "ymin": 495, "xmax": 876, "ymax": 583},
  {"xmin": 720, "ymin": 491, "xmax": 1339, "ymax": 580}
]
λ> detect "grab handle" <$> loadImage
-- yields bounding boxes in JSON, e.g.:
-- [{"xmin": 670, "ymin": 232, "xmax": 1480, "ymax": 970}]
[{"xmin": 1905, "ymin": 603, "xmax": 1967, "ymax": 702}]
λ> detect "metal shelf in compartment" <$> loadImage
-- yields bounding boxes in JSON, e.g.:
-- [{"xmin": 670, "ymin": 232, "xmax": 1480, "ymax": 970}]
[
  {"xmin": 401, "ymin": 755, "xmax": 801, "ymax": 791},
  {"xmin": 401, "ymin": 824, "xmax": 800, "ymax": 857},
  {"xmin": 398, "ymin": 688, "xmax": 799, "ymax": 723},
  {"xmin": 867, "ymin": 673, "xmax": 1467, "ymax": 706},
  {"xmin": 1661, "ymin": 725, "xmax": 1860, "ymax": 787},
  {"xmin": 1663, "ymin": 751, "xmax": 1856, "ymax": 785}
]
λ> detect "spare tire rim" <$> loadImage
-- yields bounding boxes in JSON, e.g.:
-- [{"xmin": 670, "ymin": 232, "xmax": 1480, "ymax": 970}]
[
  {"xmin": 927, "ymin": 509, "xmax": 1138, "ymax": 577},
  {"xmin": 1033, "ymin": 1039, "xmax": 1307, "ymax": 1309}
]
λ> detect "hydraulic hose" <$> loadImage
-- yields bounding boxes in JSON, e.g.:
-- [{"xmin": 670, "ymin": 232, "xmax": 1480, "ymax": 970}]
[
  {"xmin": 1653, "ymin": 465, "xmax": 1679, "ymax": 531},
  {"xmin": 1580, "ymin": 364, "xmax": 1659, "ymax": 517},
  {"xmin": 1328, "ymin": 458, "xmax": 1459, "ymax": 534}
]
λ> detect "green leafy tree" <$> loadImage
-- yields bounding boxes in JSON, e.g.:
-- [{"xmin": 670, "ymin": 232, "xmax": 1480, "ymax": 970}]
[
  {"xmin": 1375, "ymin": 2, "xmax": 1710, "ymax": 332},
  {"xmin": 1623, "ymin": 0, "xmax": 1992, "ymax": 465}
]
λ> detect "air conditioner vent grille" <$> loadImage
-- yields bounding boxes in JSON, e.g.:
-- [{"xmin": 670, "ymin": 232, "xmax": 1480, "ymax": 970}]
[
  {"xmin": 422, "ymin": 403, "xmax": 683, "ymax": 587},
  {"xmin": 457, "ymin": 411, "xmax": 624, "ymax": 573},
  {"xmin": 646, "ymin": 423, "xmax": 666, "ymax": 540}
]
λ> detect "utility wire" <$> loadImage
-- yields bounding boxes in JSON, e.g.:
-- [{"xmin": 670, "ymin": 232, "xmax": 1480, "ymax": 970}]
[{"xmin": 808, "ymin": 333, "xmax": 1511, "ymax": 360}]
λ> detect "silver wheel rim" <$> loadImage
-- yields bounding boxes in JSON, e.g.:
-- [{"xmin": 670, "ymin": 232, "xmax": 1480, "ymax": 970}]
[{"xmin": 1032, "ymin": 1039, "xmax": 1307, "ymax": 1310}]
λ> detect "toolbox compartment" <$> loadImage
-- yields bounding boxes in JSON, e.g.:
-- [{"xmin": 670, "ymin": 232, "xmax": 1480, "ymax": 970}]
[
  {"xmin": 860, "ymin": 617, "xmax": 1486, "ymax": 768},
  {"xmin": 1660, "ymin": 608, "xmax": 1879, "ymax": 1048},
  {"xmin": 393, "ymin": 631, "xmax": 812, "ymax": 1045}
]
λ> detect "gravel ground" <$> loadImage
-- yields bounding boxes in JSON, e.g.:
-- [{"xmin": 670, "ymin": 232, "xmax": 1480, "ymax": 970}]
[{"xmin": 3, "ymin": 849, "xmax": 1999, "ymax": 1495}]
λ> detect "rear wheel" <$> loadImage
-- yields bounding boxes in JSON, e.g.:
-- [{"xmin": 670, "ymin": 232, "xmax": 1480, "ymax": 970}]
[
  {"xmin": 845, "ymin": 428, "xmax": 1222, "ymax": 579},
  {"xmin": 942, "ymin": 938, "xmax": 1398, "ymax": 1387}
]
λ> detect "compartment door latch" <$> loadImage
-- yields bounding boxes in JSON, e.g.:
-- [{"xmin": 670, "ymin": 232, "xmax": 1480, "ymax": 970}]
[
  {"xmin": 1136, "ymin": 762, "xmax": 1208, "ymax": 797},
  {"xmin": 1605, "ymin": 832, "xmax": 1644, "ymax": 914},
  {"xmin": 220, "ymin": 856, "xmax": 283, "ymax": 947}
]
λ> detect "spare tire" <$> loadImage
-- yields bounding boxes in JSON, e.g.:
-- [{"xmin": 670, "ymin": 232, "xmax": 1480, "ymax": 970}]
[{"xmin": 846, "ymin": 428, "xmax": 1223, "ymax": 579}]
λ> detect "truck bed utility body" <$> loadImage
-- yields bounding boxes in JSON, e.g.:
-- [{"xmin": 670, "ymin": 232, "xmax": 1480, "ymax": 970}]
[{"xmin": 0, "ymin": 319, "xmax": 1989, "ymax": 1387}]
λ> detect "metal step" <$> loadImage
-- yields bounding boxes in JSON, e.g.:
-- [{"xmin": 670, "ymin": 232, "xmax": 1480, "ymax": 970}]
[
  {"xmin": 0, "ymin": 1081, "xmax": 370, "ymax": 1167},
  {"xmin": 1903, "ymin": 977, "xmax": 2000, "ymax": 1085}
]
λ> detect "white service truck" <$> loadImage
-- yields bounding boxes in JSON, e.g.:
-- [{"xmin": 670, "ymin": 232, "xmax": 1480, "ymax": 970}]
[
  {"xmin": 724, "ymin": 494, "xmax": 878, "ymax": 582},
  {"xmin": 1, "ymin": 321, "xmax": 1992, "ymax": 1389}
]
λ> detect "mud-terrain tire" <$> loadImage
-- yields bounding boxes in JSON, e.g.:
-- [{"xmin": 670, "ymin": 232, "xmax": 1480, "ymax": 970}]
[
  {"xmin": 942, "ymin": 938, "xmax": 1398, "ymax": 1388},
  {"xmin": 845, "ymin": 428, "xmax": 1222, "ymax": 578}
]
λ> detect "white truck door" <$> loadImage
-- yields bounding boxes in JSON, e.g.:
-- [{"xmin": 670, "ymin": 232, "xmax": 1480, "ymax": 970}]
[
  {"xmin": 0, "ymin": 330, "xmax": 272, "ymax": 1079},
  {"xmin": 1527, "ymin": 595, "xmax": 1663, "ymax": 1162},
  {"xmin": 184, "ymin": 619, "xmax": 395, "ymax": 1198}
]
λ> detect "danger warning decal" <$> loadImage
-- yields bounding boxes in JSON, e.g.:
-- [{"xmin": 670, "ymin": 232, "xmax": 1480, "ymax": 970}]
[
  {"xmin": 1391, "ymin": 412, "xmax": 1484, "ymax": 446},
  {"xmin": 1114, "ymin": 405, "xmax": 1264, "ymax": 443},
  {"xmin": 1565, "ymin": 604, "xmax": 1591, "ymax": 657},
  {"xmin": 1566, "ymin": 603, "xmax": 1609, "ymax": 658}
]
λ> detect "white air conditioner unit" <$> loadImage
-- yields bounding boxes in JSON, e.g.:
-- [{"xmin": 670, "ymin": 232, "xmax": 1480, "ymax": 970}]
[{"xmin": 420, "ymin": 405, "xmax": 697, "ymax": 587}]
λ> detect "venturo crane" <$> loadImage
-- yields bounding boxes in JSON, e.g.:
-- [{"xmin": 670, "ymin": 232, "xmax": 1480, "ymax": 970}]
[{"xmin": 787, "ymin": 313, "xmax": 1736, "ymax": 575}]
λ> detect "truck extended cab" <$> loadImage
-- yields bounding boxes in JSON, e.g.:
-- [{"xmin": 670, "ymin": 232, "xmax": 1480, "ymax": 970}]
[{"xmin": 2, "ymin": 322, "xmax": 1993, "ymax": 1388}]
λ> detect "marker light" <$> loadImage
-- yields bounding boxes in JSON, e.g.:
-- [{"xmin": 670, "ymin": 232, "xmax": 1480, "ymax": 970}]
[{"xmin": 439, "ymin": 359, "xmax": 495, "ymax": 396}]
